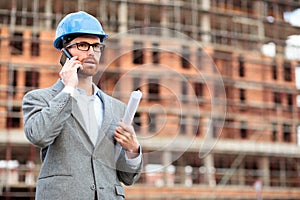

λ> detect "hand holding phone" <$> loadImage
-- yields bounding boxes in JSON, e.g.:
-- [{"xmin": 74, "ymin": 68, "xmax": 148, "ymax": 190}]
[
  {"xmin": 60, "ymin": 49, "xmax": 81, "ymax": 73},
  {"xmin": 60, "ymin": 49, "xmax": 73, "ymax": 66},
  {"xmin": 59, "ymin": 49, "xmax": 81, "ymax": 88}
]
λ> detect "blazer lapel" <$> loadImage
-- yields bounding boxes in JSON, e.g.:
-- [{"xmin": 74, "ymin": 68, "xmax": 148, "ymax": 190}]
[
  {"xmin": 71, "ymin": 101, "xmax": 94, "ymax": 153},
  {"xmin": 96, "ymin": 91, "xmax": 124, "ymax": 161},
  {"xmin": 95, "ymin": 91, "xmax": 117, "ymax": 148},
  {"xmin": 50, "ymin": 79, "xmax": 94, "ymax": 152},
  {"xmin": 71, "ymin": 91, "xmax": 95, "ymax": 152},
  {"xmin": 71, "ymin": 98, "xmax": 88, "ymax": 134}
]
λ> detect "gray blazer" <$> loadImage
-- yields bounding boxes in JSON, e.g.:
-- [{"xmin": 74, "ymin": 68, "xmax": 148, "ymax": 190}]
[{"xmin": 22, "ymin": 79, "xmax": 142, "ymax": 200}]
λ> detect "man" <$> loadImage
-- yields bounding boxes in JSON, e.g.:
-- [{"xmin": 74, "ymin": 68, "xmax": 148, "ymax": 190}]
[{"xmin": 22, "ymin": 11, "xmax": 142, "ymax": 200}]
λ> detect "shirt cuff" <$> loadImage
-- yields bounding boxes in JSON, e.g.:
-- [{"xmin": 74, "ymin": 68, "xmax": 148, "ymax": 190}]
[
  {"xmin": 62, "ymin": 86, "xmax": 75, "ymax": 96},
  {"xmin": 125, "ymin": 146, "xmax": 142, "ymax": 169}
]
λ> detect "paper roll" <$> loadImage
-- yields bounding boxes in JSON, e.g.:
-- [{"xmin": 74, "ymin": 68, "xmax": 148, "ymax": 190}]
[{"xmin": 122, "ymin": 90, "xmax": 142, "ymax": 125}]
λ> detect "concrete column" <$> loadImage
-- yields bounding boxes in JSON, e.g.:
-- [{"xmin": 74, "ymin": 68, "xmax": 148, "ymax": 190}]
[
  {"xmin": 77, "ymin": 0, "xmax": 84, "ymax": 10},
  {"xmin": 32, "ymin": 0, "xmax": 39, "ymax": 33},
  {"xmin": 0, "ymin": 28, "xmax": 10, "ymax": 58},
  {"xmin": 99, "ymin": 0, "xmax": 107, "ymax": 22},
  {"xmin": 191, "ymin": 0, "xmax": 198, "ymax": 40},
  {"xmin": 185, "ymin": 166, "xmax": 193, "ymax": 187},
  {"xmin": 201, "ymin": 0, "xmax": 211, "ymax": 44},
  {"xmin": 44, "ymin": 0, "xmax": 52, "ymax": 30},
  {"xmin": 259, "ymin": 156, "xmax": 270, "ymax": 186},
  {"xmin": 253, "ymin": 0, "xmax": 263, "ymax": 18},
  {"xmin": 166, "ymin": 165, "xmax": 175, "ymax": 187},
  {"xmin": 118, "ymin": 1, "xmax": 128, "ymax": 33},
  {"xmin": 162, "ymin": 151, "xmax": 173, "ymax": 186},
  {"xmin": 204, "ymin": 154, "xmax": 216, "ymax": 187},
  {"xmin": 174, "ymin": 2, "xmax": 181, "ymax": 32},
  {"xmin": 237, "ymin": 163, "xmax": 245, "ymax": 185},
  {"xmin": 160, "ymin": 0, "xmax": 170, "ymax": 37},
  {"xmin": 279, "ymin": 158, "xmax": 286, "ymax": 187},
  {"xmin": 23, "ymin": 30, "xmax": 31, "ymax": 58},
  {"xmin": 206, "ymin": 117, "xmax": 213, "ymax": 138}
]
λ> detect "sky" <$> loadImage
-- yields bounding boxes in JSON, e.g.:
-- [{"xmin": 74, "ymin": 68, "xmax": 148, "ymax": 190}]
[
  {"xmin": 284, "ymin": 9, "xmax": 300, "ymax": 99},
  {"xmin": 261, "ymin": 8, "xmax": 300, "ymax": 108}
]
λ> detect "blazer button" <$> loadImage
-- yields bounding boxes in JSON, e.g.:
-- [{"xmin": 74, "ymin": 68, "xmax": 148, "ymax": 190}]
[{"xmin": 90, "ymin": 184, "xmax": 96, "ymax": 191}]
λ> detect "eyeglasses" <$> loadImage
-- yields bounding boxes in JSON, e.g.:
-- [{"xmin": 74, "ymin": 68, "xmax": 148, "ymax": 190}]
[{"xmin": 66, "ymin": 42, "xmax": 105, "ymax": 53}]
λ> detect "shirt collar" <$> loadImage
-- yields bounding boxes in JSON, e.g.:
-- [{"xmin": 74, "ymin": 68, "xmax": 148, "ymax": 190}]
[
  {"xmin": 92, "ymin": 83, "xmax": 101, "ymax": 96},
  {"xmin": 75, "ymin": 83, "xmax": 100, "ymax": 96},
  {"xmin": 93, "ymin": 83, "xmax": 104, "ymax": 103}
]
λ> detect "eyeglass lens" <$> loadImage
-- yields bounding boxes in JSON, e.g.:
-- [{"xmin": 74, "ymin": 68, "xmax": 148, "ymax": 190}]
[{"xmin": 77, "ymin": 42, "xmax": 104, "ymax": 52}]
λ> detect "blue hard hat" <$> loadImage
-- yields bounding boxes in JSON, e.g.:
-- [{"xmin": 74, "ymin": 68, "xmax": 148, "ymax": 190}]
[{"xmin": 53, "ymin": 11, "xmax": 108, "ymax": 49}]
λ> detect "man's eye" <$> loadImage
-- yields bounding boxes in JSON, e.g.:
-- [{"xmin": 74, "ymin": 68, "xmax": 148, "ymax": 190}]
[{"xmin": 78, "ymin": 43, "xmax": 88, "ymax": 48}]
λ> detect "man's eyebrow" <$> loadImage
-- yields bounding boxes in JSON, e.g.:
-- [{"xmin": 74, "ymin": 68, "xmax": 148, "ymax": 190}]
[{"xmin": 76, "ymin": 41, "xmax": 101, "ymax": 44}]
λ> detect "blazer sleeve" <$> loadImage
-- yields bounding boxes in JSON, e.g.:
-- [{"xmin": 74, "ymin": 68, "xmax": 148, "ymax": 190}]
[
  {"xmin": 22, "ymin": 89, "xmax": 73, "ymax": 148},
  {"xmin": 116, "ymin": 148, "xmax": 143, "ymax": 185}
]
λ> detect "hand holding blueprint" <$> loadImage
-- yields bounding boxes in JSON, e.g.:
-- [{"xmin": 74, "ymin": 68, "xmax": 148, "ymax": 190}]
[{"xmin": 122, "ymin": 90, "xmax": 142, "ymax": 125}]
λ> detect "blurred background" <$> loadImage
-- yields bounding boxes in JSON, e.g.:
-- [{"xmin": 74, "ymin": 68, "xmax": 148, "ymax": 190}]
[{"xmin": 0, "ymin": 0, "xmax": 300, "ymax": 199}]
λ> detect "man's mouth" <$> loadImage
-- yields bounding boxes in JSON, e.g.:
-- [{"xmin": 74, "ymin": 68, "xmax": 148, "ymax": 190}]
[{"xmin": 84, "ymin": 59, "xmax": 96, "ymax": 64}]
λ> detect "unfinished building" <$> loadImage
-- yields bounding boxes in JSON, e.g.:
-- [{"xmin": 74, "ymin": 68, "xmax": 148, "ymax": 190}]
[{"xmin": 0, "ymin": 0, "xmax": 300, "ymax": 199}]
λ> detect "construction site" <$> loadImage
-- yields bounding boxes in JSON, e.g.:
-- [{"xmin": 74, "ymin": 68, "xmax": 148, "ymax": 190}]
[{"xmin": 0, "ymin": 0, "xmax": 300, "ymax": 199}]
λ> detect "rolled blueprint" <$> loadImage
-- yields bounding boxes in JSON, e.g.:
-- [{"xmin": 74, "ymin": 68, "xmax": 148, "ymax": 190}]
[
  {"xmin": 115, "ymin": 90, "xmax": 142, "ymax": 161},
  {"xmin": 122, "ymin": 90, "xmax": 142, "ymax": 125}
]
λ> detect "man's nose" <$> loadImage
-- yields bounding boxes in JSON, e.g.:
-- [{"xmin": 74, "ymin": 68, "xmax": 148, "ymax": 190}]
[{"xmin": 87, "ymin": 47, "xmax": 95, "ymax": 55}]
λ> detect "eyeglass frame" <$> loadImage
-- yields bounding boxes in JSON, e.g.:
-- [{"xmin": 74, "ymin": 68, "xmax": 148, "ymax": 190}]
[{"xmin": 65, "ymin": 42, "xmax": 105, "ymax": 53}]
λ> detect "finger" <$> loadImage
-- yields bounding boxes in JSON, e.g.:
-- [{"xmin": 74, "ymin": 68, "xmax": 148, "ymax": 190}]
[
  {"xmin": 74, "ymin": 63, "xmax": 83, "ymax": 71},
  {"xmin": 114, "ymin": 132, "xmax": 126, "ymax": 145},
  {"xmin": 118, "ymin": 121, "xmax": 134, "ymax": 134},
  {"xmin": 64, "ymin": 56, "xmax": 79, "ymax": 67},
  {"xmin": 115, "ymin": 129, "xmax": 128, "ymax": 141},
  {"xmin": 115, "ymin": 127, "xmax": 124, "ymax": 134},
  {"xmin": 70, "ymin": 56, "xmax": 78, "ymax": 60},
  {"xmin": 117, "ymin": 121, "xmax": 127, "ymax": 129},
  {"xmin": 116, "ymin": 127, "xmax": 133, "ymax": 140}
]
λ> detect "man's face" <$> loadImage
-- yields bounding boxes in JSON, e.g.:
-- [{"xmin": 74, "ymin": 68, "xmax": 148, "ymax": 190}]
[{"xmin": 67, "ymin": 35, "xmax": 102, "ymax": 77}]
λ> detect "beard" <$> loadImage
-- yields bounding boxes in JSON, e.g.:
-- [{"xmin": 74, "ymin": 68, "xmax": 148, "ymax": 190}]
[
  {"xmin": 78, "ymin": 67, "xmax": 100, "ymax": 78},
  {"xmin": 78, "ymin": 57, "xmax": 100, "ymax": 77}
]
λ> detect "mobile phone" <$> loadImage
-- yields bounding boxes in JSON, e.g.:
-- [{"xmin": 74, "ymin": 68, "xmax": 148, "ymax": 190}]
[{"xmin": 60, "ymin": 49, "xmax": 73, "ymax": 66}]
